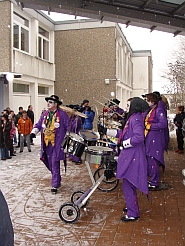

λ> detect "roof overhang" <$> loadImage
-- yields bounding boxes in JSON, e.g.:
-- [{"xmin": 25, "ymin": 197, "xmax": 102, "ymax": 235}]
[{"xmin": 15, "ymin": 0, "xmax": 185, "ymax": 36}]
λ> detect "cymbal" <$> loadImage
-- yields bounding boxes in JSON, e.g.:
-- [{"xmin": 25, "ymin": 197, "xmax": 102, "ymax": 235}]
[
  {"xmin": 60, "ymin": 106, "xmax": 88, "ymax": 118},
  {"xmin": 74, "ymin": 110, "xmax": 88, "ymax": 118},
  {"xmin": 106, "ymin": 120, "xmax": 122, "ymax": 127},
  {"xmin": 60, "ymin": 105, "xmax": 75, "ymax": 114}
]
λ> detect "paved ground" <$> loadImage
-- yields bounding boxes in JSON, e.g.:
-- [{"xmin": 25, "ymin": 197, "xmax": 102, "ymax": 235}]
[{"xmin": 0, "ymin": 136, "xmax": 185, "ymax": 246}]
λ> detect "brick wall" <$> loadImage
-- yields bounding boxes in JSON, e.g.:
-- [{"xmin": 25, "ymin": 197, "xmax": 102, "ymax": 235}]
[{"xmin": 55, "ymin": 26, "xmax": 117, "ymax": 118}]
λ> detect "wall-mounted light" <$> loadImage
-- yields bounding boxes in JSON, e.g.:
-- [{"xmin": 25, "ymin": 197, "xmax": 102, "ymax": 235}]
[{"xmin": 105, "ymin": 78, "xmax": 120, "ymax": 84}]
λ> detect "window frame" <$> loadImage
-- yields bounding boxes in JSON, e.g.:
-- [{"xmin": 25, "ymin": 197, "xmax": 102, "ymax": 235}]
[
  {"xmin": 38, "ymin": 26, "xmax": 50, "ymax": 61},
  {"xmin": 13, "ymin": 11, "xmax": 30, "ymax": 54}
]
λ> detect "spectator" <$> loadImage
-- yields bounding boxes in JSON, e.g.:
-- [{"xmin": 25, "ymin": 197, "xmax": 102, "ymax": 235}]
[
  {"xmin": 83, "ymin": 106, "xmax": 95, "ymax": 130},
  {"xmin": 15, "ymin": 106, "xmax": 24, "ymax": 148},
  {"xmin": 27, "ymin": 105, "xmax": 34, "ymax": 145},
  {"xmin": 8, "ymin": 115, "xmax": 16, "ymax": 156},
  {"xmin": 10, "ymin": 110, "xmax": 17, "ymax": 145},
  {"xmin": 0, "ymin": 114, "xmax": 12, "ymax": 160},
  {"xmin": 0, "ymin": 190, "xmax": 14, "ymax": 246},
  {"xmin": 18, "ymin": 110, "xmax": 33, "ymax": 153},
  {"xmin": 174, "ymin": 105, "xmax": 185, "ymax": 154}
]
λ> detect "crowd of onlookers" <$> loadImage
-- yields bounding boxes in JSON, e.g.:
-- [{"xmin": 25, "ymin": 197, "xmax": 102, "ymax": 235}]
[{"xmin": 0, "ymin": 105, "xmax": 34, "ymax": 160}]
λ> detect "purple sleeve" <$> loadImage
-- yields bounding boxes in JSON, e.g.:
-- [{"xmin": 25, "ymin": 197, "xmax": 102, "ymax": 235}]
[
  {"xmin": 150, "ymin": 109, "xmax": 167, "ymax": 130},
  {"xmin": 130, "ymin": 117, "xmax": 145, "ymax": 146}
]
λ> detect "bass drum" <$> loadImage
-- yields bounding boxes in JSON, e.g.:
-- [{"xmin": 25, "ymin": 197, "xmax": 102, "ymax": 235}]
[{"xmin": 62, "ymin": 133, "xmax": 85, "ymax": 158}]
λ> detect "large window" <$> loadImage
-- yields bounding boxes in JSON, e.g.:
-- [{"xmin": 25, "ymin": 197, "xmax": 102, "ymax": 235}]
[
  {"xmin": 13, "ymin": 12, "xmax": 29, "ymax": 53},
  {"xmin": 38, "ymin": 27, "xmax": 49, "ymax": 60},
  {"xmin": 38, "ymin": 86, "xmax": 49, "ymax": 95},
  {"xmin": 13, "ymin": 83, "xmax": 29, "ymax": 93}
]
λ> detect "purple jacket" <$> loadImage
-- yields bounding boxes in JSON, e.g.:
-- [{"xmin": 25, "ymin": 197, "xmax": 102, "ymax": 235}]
[
  {"xmin": 116, "ymin": 113, "xmax": 148, "ymax": 195},
  {"xmin": 70, "ymin": 116, "xmax": 82, "ymax": 134},
  {"xmin": 33, "ymin": 109, "xmax": 70, "ymax": 164},
  {"xmin": 158, "ymin": 100, "xmax": 170, "ymax": 151},
  {"xmin": 143, "ymin": 104, "xmax": 168, "ymax": 165}
]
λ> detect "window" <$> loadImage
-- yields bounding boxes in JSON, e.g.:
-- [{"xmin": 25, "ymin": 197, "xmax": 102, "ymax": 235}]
[
  {"xmin": 38, "ymin": 86, "xmax": 49, "ymax": 95},
  {"xmin": 13, "ymin": 83, "xmax": 29, "ymax": 93},
  {"xmin": 13, "ymin": 12, "xmax": 29, "ymax": 53},
  {"xmin": 38, "ymin": 26, "xmax": 49, "ymax": 61}
]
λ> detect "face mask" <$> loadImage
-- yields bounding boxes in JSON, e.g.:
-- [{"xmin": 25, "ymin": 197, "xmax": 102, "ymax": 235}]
[{"xmin": 47, "ymin": 100, "xmax": 55, "ymax": 109}]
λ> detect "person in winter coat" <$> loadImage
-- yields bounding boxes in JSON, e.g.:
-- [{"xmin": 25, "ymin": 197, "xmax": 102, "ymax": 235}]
[
  {"xmin": 18, "ymin": 110, "xmax": 33, "ymax": 153},
  {"xmin": 9, "ymin": 115, "xmax": 16, "ymax": 156},
  {"xmin": 27, "ymin": 105, "xmax": 34, "ymax": 145},
  {"xmin": 83, "ymin": 106, "xmax": 95, "ymax": 130},
  {"xmin": 106, "ymin": 97, "xmax": 149, "ymax": 222},
  {"xmin": 174, "ymin": 105, "xmax": 185, "ymax": 154},
  {"xmin": 144, "ymin": 93, "xmax": 168, "ymax": 190},
  {"xmin": 0, "ymin": 190, "xmax": 14, "ymax": 245},
  {"xmin": 0, "ymin": 114, "xmax": 12, "ymax": 160}
]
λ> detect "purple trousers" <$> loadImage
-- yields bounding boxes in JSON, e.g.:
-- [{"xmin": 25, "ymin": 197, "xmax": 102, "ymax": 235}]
[
  {"xmin": 147, "ymin": 155, "xmax": 160, "ymax": 187},
  {"xmin": 122, "ymin": 179, "xmax": 140, "ymax": 218},
  {"xmin": 69, "ymin": 154, "xmax": 81, "ymax": 162},
  {"xmin": 45, "ymin": 143, "xmax": 61, "ymax": 188}
]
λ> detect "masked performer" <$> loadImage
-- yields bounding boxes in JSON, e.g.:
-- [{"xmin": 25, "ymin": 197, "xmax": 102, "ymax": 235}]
[
  {"xmin": 144, "ymin": 93, "xmax": 168, "ymax": 190},
  {"xmin": 106, "ymin": 97, "xmax": 149, "ymax": 221},
  {"xmin": 30, "ymin": 95, "xmax": 70, "ymax": 194}
]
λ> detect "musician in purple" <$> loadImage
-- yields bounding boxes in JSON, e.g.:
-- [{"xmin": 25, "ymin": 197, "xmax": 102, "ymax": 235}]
[
  {"xmin": 112, "ymin": 98, "xmax": 125, "ymax": 120},
  {"xmin": 30, "ymin": 95, "xmax": 70, "ymax": 194},
  {"xmin": 107, "ymin": 97, "xmax": 149, "ymax": 222},
  {"xmin": 68, "ymin": 105, "xmax": 83, "ymax": 164},
  {"xmin": 144, "ymin": 93, "xmax": 168, "ymax": 190}
]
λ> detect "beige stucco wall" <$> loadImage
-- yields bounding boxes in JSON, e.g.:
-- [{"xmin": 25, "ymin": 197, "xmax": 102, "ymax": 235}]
[
  {"xmin": 55, "ymin": 27, "xmax": 117, "ymax": 116},
  {"xmin": 0, "ymin": 0, "xmax": 11, "ymax": 72},
  {"xmin": 132, "ymin": 56, "xmax": 152, "ymax": 97}
]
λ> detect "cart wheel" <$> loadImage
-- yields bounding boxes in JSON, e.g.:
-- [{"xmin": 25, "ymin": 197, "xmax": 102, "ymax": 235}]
[
  {"xmin": 59, "ymin": 202, "xmax": 80, "ymax": 223},
  {"xmin": 93, "ymin": 167, "xmax": 119, "ymax": 192},
  {"xmin": 71, "ymin": 191, "xmax": 90, "ymax": 208}
]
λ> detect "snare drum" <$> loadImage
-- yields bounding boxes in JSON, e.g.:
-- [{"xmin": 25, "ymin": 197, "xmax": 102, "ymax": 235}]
[
  {"xmin": 62, "ymin": 133, "xmax": 85, "ymax": 158},
  {"xmin": 80, "ymin": 129, "xmax": 98, "ymax": 146},
  {"xmin": 85, "ymin": 146, "xmax": 113, "ymax": 164}
]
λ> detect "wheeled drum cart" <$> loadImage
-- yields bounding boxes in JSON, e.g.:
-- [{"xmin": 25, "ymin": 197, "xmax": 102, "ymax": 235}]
[{"xmin": 59, "ymin": 147, "xmax": 119, "ymax": 223}]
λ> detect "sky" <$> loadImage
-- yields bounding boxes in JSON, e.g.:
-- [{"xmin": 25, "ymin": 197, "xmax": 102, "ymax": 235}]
[{"xmin": 43, "ymin": 11, "xmax": 179, "ymax": 93}]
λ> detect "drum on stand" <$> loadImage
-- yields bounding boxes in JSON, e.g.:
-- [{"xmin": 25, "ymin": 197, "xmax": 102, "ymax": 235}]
[
  {"xmin": 61, "ymin": 132, "xmax": 85, "ymax": 158},
  {"xmin": 85, "ymin": 146, "xmax": 113, "ymax": 165},
  {"xmin": 80, "ymin": 129, "xmax": 98, "ymax": 146}
]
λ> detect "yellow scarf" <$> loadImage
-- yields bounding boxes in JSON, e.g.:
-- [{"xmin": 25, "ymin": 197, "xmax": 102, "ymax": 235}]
[
  {"xmin": 44, "ymin": 115, "xmax": 55, "ymax": 146},
  {"xmin": 144, "ymin": 105, "xmax": 157, "ymax": 137}
]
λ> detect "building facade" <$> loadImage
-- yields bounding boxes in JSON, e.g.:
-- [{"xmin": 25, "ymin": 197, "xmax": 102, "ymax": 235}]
[{"xmin": 0, "ymin": 0, "xmax": 152, "ymax": 122}]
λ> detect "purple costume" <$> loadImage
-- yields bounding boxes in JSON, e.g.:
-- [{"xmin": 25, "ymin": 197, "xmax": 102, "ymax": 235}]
[
  {"xmin": 69, "ymin": 115, "xmax": 82, "ymax": 162},
  {"xmin": 143, "ymin": 104, "xmax": 168, "ymax": 187},
  {"xmin": 113, "ymin": 107, "xmax": 124, "ymax": 120},
  {"xmin": 158, "ymin": 100, "xmax": 170, "ymax": 151},
  {"xmin": 116, "ymin": 113, "xmax": 148, "ymax": 218},
  {"xmin": 33, "ymin": 109, "xmax": 70, "ymax": 188}
]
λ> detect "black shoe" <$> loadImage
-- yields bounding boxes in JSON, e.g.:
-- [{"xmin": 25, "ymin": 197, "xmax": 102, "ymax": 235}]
[
  {"xmin": 121, "ymin": 215, "xmax": 140, "ymax": 222},
  {"xmin": 11, "ymin": 154, "xmax": 16, "ymax": 156},
  {"xmin": 6, "ymin": 156, "xmax": 12, "ymax": 159},
  {"xmin": 123, "ymin": 207, "xmax": 128, "ymax": 213},
  {"xmin": 1, "ymin": 158, "xmax": 6, "ymax": 160},
  {"xmin": 20, "ymin": 150, "xmax": 23, "ymax": 153},
  {"xmin": 28, "ymin": 150, "xmax": 31, "ymax": 152},
  {"xmin": 15, "ymin": 145, "xmax": 20, "ymax": 148},
  {"xmin": 73, "ymin": 160, "xmax": 82, "ymax": 165},
  {"xmin": 148, "ymin": 182, "xmax": 159, "ymax": 190},
  {"xmin": 51, "ymin": 187, "xmax": 58, "ymax": 194},
  {"xmin": 30, "ymin": 143, "xmax": 34, "ymax": 145}
]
